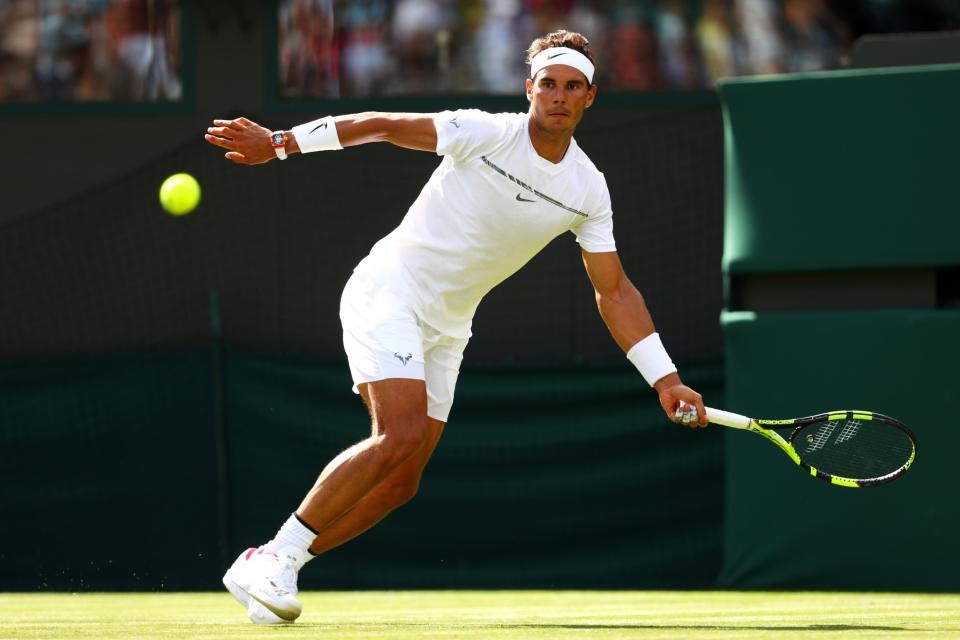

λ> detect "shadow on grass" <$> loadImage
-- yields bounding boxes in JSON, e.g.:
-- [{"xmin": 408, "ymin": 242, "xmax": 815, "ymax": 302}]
[
  {"xmin": 294, "ymin": 623, "xmax": 936, "ymax": 632},
  {"xmin": 501, "ymin": 624, "xmax": 914, "ymax": 632}
]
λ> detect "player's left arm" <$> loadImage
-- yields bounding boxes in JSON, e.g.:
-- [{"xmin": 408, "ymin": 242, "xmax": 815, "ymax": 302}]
[{"xmin": 580, "ymin": 249, "xmax": 707, "ymax": 427}]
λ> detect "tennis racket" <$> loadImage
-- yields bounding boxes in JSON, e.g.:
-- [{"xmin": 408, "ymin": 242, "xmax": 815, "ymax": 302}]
[{"xmin": 700, "ymin": 406, "xmax": 917, "ymax": 487}]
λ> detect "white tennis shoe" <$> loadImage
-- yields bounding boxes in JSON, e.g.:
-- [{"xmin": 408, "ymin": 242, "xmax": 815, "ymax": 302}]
[
  {"xmin": 223, "ymin": 546, "xmax": 304, "ymax": 623},
  {"xmin": 222, "ymin": 562, "xmax": 287, "ymax": 625}
]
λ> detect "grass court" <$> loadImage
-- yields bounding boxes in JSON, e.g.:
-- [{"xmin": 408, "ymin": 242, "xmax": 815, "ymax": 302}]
[{"xmin": 4, "ymin": 590, "xmax": 959, "ymax": 639}]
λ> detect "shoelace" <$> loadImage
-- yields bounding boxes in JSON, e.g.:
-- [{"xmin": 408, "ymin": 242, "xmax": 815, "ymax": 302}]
[
  {"xmin": 274, "ymin": 562, "xmax": 298, "ymax": 594},
  {"xmin": 261, "ymin": 551, "xmax": 299, "ymax": 595}
]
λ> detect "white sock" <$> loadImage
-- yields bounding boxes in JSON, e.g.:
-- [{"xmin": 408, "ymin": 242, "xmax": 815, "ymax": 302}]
[{"xmin": 265, "ymin": 513, "xmax": 318, "ymax": 570}]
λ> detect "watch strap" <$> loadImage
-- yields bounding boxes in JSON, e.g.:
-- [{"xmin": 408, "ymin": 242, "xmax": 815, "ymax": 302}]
[{"xmin": 271, "ymin": 131, "xmax": 288, "ymax": 160}]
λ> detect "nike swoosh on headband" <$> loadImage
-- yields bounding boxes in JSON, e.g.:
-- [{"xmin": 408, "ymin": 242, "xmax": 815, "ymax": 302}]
[{"xmin": 530, "ymin": 47, "xmax": 594, "ymax": 84}]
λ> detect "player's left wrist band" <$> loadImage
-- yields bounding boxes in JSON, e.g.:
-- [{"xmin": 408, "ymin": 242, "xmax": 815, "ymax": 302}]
[
  {"xmin": 291, "ymin": 116, "xmax": 343, "ymax": 153},
  {"xmin": 626, "ymin": 332, "xmax": 677, "ymax": 387},
  {"xmin": 271, "ymin": 131, "xmax": 288, "ymax": 160}
]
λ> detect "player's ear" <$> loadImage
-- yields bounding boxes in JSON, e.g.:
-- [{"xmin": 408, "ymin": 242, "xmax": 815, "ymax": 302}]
[
  {"xmin": 585, "ymin": 84, "xmax": 597, "ymax": 108},
  {"xmin": 525, "ymin": 78, "xmax": 533, "ymax": 102}
]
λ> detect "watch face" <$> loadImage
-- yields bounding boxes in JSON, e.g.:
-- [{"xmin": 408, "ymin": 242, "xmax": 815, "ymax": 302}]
[{"xmin": 272, "ymin": 133, "xmax": 284, "ymax": 146}]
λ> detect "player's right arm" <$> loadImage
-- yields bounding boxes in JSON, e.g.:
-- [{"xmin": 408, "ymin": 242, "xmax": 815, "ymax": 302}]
[
  {"xmin": 310, "ymin": 112, "xmax": 438, "ymax": 152},
  {"xmin": 204, "ymin": 113, "xmax": 437, "ymax": 165}
]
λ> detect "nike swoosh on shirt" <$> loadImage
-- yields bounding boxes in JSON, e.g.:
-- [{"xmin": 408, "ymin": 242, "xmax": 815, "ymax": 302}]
[
  {"xmin": 309, "ymin": 122, "xmax": 328, "ymax": 133},
  {"xmin": 515, "ymin": 193, "xmax": 536, "ymax": 203},
  {"xmin": 546, "ymin": 52, "xmax": 569, "ymax": 60},
  {"xmin": 481, "ymin": 156, "xmax": 588, "ymax": 218}
]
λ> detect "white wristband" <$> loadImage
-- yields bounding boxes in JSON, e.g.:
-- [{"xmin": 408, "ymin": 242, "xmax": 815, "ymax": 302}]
[
  {"xmin": 626, "ymin": 333, "xmax": 677, "ymax": 387},
  {"xmin": 291, "ymin": 116, "xmax": 343, "ymax": 153}
]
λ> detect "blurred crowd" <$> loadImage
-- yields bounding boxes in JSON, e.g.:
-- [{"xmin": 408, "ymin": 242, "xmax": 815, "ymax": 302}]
[
  {"xmin": 279, "ymin": 0, "xmax": 960, "ymax": 98},
  {"xmin": 0, "ymin": 0, "xmax": 181, "ymax": 102},
  {"xmin": 1, "ymin": 0, "xmax": 957, "ymax": 102}
]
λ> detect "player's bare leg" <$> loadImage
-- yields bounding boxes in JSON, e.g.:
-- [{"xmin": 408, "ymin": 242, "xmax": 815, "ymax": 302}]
[
  {"xmin": 224, "ymin": 378, "xmax": 432, "ymax": 622},
  {"xmin": 307, "ymin": 406, "xmax": 444, "ymax": 555},
  {"xmin": 295, "ymin": 377, "xmax": 432, "ymax": 533}
]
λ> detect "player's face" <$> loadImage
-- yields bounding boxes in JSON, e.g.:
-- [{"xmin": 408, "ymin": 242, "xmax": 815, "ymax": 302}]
[{"xmin": 526, "ymin": 65, "xmax": 597, "ymax": 134}]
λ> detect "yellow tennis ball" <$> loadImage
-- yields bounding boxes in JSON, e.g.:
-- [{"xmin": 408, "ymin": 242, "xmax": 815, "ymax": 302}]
[{"xmin": 159, "ymin": 173, "xmax": 201, "ymax": 216}]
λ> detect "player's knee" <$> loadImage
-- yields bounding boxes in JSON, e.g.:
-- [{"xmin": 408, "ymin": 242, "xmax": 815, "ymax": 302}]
[{"xmin": 379, "ymin": 417, "xmax": 429, "ymax": 465}]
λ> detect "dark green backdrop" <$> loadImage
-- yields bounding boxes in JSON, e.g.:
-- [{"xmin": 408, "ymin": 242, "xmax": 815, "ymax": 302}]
[
  {"xmin": 720, "ymin": 311, "xmax": 960, "ymax": 590},
  {"xmin": 720, "ymin": 63, "xmax": 960, "ymax": 275},
  {"xmin": 718, "ymin": 64, "xmax": 960, "ymax": 590},
  {"xmin": 0, "ymin": 102, "xmax": 727, "ymax": 591},
  {"xmin": 0, "ymin": 352, "xmax": 724, "ymax": 590}
]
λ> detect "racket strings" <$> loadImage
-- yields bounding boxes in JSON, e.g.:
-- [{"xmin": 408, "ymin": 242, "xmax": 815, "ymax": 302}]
[{"xmin": 793, "ymin": 419, "xmax": 913, "ymax": 479}]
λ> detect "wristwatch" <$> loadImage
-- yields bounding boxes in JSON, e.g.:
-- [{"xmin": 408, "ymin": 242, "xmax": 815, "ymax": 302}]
[{"xmin": 270, "ymin": 131, "xmax": 288, "ymax": 160}]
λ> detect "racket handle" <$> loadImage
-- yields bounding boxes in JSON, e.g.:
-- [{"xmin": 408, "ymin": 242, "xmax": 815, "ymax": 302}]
[{"xmin": 705, "ymin": 407, "xmax": 752, "ymax": 430}]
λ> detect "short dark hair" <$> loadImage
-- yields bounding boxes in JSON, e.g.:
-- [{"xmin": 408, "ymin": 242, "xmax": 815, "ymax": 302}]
[{"xmin": 526, "ymin": 30, "xmax": 596, "ymax": 80}]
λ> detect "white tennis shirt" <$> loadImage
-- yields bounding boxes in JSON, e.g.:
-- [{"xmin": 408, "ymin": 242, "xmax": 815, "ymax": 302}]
[{"xmin": 354, "ymin": 109, "xmax": 617, "ymax": 339}]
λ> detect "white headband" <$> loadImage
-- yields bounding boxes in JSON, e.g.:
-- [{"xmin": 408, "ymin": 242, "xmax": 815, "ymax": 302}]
[{"xmin": 530, "ymin": 47, "xmax": 595, "ymax": 84}]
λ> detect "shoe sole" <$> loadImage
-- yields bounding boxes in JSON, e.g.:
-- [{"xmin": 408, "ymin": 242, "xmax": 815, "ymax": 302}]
[
  {"xmin": 223, "ymin": 570, "xmax": 292, "ymax": 624},
  {"xmin": 223, "ymin": 567, "xmax": 300, "ymax": 622}
]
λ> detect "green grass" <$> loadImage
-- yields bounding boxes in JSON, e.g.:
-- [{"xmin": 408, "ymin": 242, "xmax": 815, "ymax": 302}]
[{"xmin": 2, "ymin": 591, "xmax": 959, "ymax": 639}]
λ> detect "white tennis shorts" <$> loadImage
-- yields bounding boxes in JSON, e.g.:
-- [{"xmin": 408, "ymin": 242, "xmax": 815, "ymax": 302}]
[{"xmin": 339, "ymin": 267, "xmax": 468, "ymax": 423}]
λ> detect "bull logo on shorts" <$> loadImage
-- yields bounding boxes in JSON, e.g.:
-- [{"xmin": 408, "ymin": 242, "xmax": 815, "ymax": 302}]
[{"xmin": 394, "ymin": 352, "xmax": 413, "ymax": 365}]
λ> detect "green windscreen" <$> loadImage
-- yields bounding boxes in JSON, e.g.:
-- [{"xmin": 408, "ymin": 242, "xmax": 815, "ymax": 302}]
[
  {"xmin": 719, "ymin": 63, "xmax": 960, "ymax": 275},
  {"xmin": 720, "ymin": 310, "xmax": 960, "ymax": 590},
  {"xmin": 0, "ymin": 352, "xmax": 725, "ymax": 590}
]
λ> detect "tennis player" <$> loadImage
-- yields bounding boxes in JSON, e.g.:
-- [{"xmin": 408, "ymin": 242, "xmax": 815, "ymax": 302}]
[{"xmin": 205, "ymin": 30, "xmax": 708, "ymax": 624}]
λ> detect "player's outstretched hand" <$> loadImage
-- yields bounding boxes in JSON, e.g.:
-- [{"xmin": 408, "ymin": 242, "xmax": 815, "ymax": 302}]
[
  {"xmin": 654, "ymin": 374, "xmax": 708, "ymax": 428},
  {"xmin": 204, "ymin": 117, "xmax": 275, "ymax": 165}
]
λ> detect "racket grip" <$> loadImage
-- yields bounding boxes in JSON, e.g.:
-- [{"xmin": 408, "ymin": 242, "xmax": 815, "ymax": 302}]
[{"xmin": 705, "ymin": 407, "xmax": 752, "ymax": 430}]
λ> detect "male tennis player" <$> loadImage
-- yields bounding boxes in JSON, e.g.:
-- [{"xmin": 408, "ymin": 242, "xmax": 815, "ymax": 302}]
[{"xmin": 205, "ymin": 30, "xmax": 708, "ymax": 624}]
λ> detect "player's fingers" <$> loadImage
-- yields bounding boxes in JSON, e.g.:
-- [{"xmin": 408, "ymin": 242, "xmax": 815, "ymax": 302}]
[
  {"xmin": 206, "ymin": 126, "xmax": 233, "ymax": 139},
  {"xmin": 684, "ymin": 404, "xmax": 701, "ymax": 428},
  {"xmin": 225, "ymin": 151, "xmax": 247, "ymax": 163},
  {"xmin": 212, "ymin": 119, "xmax": 243, "ymax": 130},
  {"xmin": 673, "ymin": 400, "xmax": 698, "ymax": 428},
  {"xmin": 205, "ymin": 133, "xmax": 235, "ymax": 149},
  {"xmin": 678, "ymin": 393, "xmax": 707, "ymax": 428},
  {"xmin": 235, "ymin": 117, "xmax": 254, "ymax": 127},
  {"xmin": 693, "ymin": 397, "xmax": 708, "ymax": 427}
]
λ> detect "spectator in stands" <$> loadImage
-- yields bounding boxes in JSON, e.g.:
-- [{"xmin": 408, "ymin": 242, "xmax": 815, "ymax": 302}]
[
  {"xmin": 782, "ymin": 0, "xmax": 850, "ymax": 71},
  {"xmin": 472, "ymin": 0, "xmax": 527, "ymax": 93},
  {"xmin": 734, "ymin": 0, "xmax": 786, "ymax": 74},
  {"xmin": 390, "ymin": 0, "xmax": 456, "ymax": 93},
  {"xmin": 656, "ymin": 0, "xmax": 701, "ymax": 88},
  {"xmin": 696, "ymin": 0, "xmax": 739, "ymax": 85},
  {"xmin": 103, "ymin": 0, "xmax": 181, "ymax": 100},
  {"xmin": 339, "ymin": 0, "xmax": 390, "ymax": 96},
  {"xmin": 605, "ymin": 4, "xmax": 663, "ymax": 90},
  {"xmin": 279, "ymin": 0, "xmax": 339, "ymax": 98}
]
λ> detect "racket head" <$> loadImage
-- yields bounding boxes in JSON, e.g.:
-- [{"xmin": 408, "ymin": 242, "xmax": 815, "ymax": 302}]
[{"xmin": 770, "ymin": 411, "xmax": 917, "ymax": 487}]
